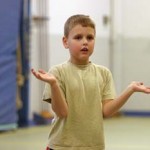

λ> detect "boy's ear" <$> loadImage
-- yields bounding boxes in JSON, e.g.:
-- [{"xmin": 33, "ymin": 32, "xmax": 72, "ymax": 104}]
[{"xmin": 62, "ymin": 36, "xmax": 68, "ymax": 49}]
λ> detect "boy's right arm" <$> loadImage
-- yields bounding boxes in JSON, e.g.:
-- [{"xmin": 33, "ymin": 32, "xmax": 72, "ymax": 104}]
[
  {"xmin": 31, "ymin": 68, "xmax": 68, "ymax": 118},
  {"xmin": 50, "ymin": 81, "xmax": 68, "ymax": 118}
]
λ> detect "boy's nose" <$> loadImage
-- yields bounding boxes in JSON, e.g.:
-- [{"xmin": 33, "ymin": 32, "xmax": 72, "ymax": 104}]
[{"xmin": 82, "ymin": 38, "xmax": 88, "ymax": 44}]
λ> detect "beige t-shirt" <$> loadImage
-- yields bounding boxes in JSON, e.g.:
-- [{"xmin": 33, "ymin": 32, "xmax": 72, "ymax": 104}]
[{"xmin": 43, "ymin": 61, "xmax": 116, "ymax": 150}]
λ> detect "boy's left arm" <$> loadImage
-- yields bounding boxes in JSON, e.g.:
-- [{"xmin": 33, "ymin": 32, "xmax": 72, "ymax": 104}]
[{"xmin": 102, "ymin": 81, "xmax": 150, "ymax": 118}]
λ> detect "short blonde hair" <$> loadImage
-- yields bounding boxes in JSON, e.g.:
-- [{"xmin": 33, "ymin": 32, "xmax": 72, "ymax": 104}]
[{"xmin": 64, "ymin": 14, "xmax": 96, "ymax": 37}]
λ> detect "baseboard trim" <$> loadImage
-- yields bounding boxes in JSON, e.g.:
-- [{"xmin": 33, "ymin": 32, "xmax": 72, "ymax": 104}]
[{"xmin": 121, "ymin": 111, "xmax": 150, "ymax": 117}]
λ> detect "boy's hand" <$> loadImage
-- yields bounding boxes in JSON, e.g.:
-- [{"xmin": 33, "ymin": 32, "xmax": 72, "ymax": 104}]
[
  {"xmin": 129, "ymin": 81, "xmax": 150, "ymax": 94},
  {"xmin": 31, "ymin": 68, "xmax": 57, "ymax": 85}
]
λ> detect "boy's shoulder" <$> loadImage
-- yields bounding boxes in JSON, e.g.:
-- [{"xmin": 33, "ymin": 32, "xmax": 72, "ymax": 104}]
[
  {"xmin": 92, "ymin": 63, "xmax": 110, "ymax": 72},
  {"xmin": 50, "ymin": 61, "xmax": 69, "ymax": 69},
  {"xmin": 48, "ymin": 61, "xmax": 69, "ymax": 73}
]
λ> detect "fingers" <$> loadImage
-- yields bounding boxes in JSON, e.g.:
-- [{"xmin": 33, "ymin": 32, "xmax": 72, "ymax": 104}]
[
  {"xmin": 139, "ymin": 82, "xmax": 143, "ymax": 85},
  {"xmin": 31, "ymin": 68, "xmax": 42, "ymax": 79},
  {"xmin": 145, "ymin": 89, "xmax": 150, "ymax": 94},
  {"xmin": 139, "ymin": 82, "xmax": 144, "ymax": 86},
  {"xmin": 31, "ymin": 68, "xmax": 36, "ymax": 75},
  {"xmin": 131, "ymin": 81, "xmax": 143, "ymax": 85},
  {"xmin": 135, "ymin": 82, "xmax": 143, "ymax": 86},
  {"xmin": 31, "ymin": 68, "xmax": 46, "ymax": 74},
  {"xmin": 38, "ymin": 69, "xmax": 46, "ymax": 74},
  {"xmin": 139, "ymin": 83, "xmax": 150, "ymax": 94},
  {"xmin": 145, "ymin": 86, "xmax": 150, "ymax": 91},
  {"xmin": 132, "ymin": 81, "xmax": 144, "ymax": 87},
  {"xmin": 31, "ymin": 68, "xmax": 38, "ymax": 76}
]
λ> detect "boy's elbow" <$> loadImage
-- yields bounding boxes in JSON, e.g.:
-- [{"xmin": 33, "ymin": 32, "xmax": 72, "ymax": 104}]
[
  {"xmin": 103, "ymin": 110, "xmax": 119, "ymax": 118},
  {"xmin": 103, "ymin": 113, "xmax": 110, "ymax": 118},
  {"xmin": 103, "ymin": 110, "xmax": 113, "ymax": 118},
  {"xmin": 53, "ymin": 107, "xmax": 68, "ymax": 118},
  {"xmin": 57, "ymin": 110, "xmax": 68, "ymax": 118},
  {"xmin": 52, "ymin": 105, "xmax": 68, "ymax": 118}
]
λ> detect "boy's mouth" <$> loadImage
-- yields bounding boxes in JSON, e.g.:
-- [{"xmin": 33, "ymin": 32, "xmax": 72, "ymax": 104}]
[{"xmin": 81, "ymin": 47, "xmax": 88, "ymax": 51}]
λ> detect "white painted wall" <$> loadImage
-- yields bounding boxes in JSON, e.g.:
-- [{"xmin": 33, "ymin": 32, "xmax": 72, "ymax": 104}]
[
  {"xmin": 113, "ymin": 0, "xmax": 150, "ymax": 38},
  {"xmin": 113, "ymin": 0, "xmax": 150, "ymax": 111},
  {"xmin": 122, "ymin": 0, "xmax": 150, "ymax": 38},
  {"xmin": 49, "ymin": 0, "xmax": 110, "ymax": 36}
]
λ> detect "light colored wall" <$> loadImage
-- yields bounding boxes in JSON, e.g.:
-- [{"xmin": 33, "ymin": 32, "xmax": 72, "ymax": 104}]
[
  {"xmin": 113, "ymin": 0, "xmax": 150, "ymax": 111},
  {"xmin": 121, "ymin": 38, "xmax": 150, "ymax": 111},
  {"xmin": 49, "ymin": 0, "xmax": 110, "ymax": 36},
  {"xmin": 121, "ymin": 0, "xmax": 150, "ymax": 38}
]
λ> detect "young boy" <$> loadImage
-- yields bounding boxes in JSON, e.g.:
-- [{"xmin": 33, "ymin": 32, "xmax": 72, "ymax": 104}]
[{"xmin": 31, "ymin": 14, "xmax": 150, "ymax": 150}]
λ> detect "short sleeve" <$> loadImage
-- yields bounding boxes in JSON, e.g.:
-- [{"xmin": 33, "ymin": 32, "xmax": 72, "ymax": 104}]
[
  {"xmin": 102, "ymin": 69, "xmax": 116, "ymax": 100},
  {"xmin": 42, "ymin": 68, "xmax": 53, "ymax": 103},
  {"xmin": 42, "ymin": 82, "xmax": 51, "ymax": 103},
  {"xmin": 42, "ymin": 65, "xmax": 65, "ymax": 103}
]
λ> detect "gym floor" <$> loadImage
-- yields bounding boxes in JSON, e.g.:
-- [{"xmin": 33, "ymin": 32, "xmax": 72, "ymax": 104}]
[{"xmin": 0, "ymin": 116, "xmax": 150, "ymax": 150}]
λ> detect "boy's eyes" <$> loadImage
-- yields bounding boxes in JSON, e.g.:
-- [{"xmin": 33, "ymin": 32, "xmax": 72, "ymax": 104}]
[
  {"xmin": 87, "ymin": 35, "xmax": 94, "ymax": 40},
  {"xmin": 74, "ymin": 35, "xmax": 94, "ymax": 40},
  {"xmin": 74, "ymin": 35, "xmax": 82, "ymax": 40}
]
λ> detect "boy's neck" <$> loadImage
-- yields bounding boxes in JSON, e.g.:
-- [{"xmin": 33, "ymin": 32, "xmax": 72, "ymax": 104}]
[{"xmin": 69, "ymin": 59, "xmax": 90, "ymax": 65}]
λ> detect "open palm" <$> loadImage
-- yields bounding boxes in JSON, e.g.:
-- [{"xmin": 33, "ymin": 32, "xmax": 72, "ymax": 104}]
[
  {"xmin": 31, "ymin": 68, "xmax": 56, "ymax": 84},
  {"xmin": 131, "ymin": 82, "xmax": 150, "ymax": 94}
]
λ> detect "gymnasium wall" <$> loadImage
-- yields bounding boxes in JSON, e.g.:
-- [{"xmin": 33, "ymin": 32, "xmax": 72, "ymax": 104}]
[{"xmin": 113, "ymin": 0, "xmax": 150, "ymax": 113}]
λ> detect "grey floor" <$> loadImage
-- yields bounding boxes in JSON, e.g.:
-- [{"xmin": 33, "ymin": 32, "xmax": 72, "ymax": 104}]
[{"xmin": 0, "ymin": 116, "xmax": 150, "ymax": 150}]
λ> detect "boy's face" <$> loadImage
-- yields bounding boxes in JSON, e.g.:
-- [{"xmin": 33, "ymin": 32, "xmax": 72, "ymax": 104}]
[{"xmin": 63, "ymin": 24, "xmax": 95, "ymax": 65}]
